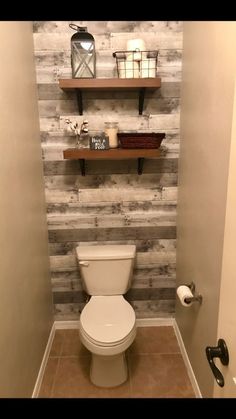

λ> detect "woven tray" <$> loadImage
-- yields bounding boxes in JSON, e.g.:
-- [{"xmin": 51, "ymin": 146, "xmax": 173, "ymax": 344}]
[{"xmin": 117, "ymin": 132, "xmax": 165, "ymax": 149}]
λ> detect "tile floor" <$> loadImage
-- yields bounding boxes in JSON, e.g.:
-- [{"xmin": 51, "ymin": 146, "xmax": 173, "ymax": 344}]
[{"xmin": 38, "ymin": 326, "xmax": 196, "ymax": 398}]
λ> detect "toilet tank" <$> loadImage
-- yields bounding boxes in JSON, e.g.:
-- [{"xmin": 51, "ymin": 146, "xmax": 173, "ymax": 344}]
[{"xmin": 76, "ymin": 245, "xmax": 136, "ymax": 295}]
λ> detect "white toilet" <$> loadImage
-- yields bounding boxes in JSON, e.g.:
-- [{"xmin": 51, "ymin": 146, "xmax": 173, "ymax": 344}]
[{"xmin": 76, "ymin": 244, "xmax": 137, "ymax": 388}]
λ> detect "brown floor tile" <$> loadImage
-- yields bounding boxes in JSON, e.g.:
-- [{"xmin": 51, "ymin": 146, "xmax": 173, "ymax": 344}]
[
  {"xmin": 102, "ymin": 383, "xmax": 132, "ymax": 398},
  {"xmin": 51, "ymin": 357, "xmax": 131, "ymax": 398},
  {"xmin": 40, "ymin": 326, "xmax": 196, "ymax": 398},
  {"xmin": 128, "ymin": 326, "xmax": 180, "ymax": 355},
  {"xmin": 129, "ymin": 353, "xmax": 195, "ymax": 398},
  {"xmin": 61, "ymin": 329, "xmax": 90, "ymax": 358},
  {"xmin": 49, "ymin": 330, "xmax": 64, "ymax": 357},
  {"xmin": 38, "ymin": 357, "xmax": 59, "ymax": 398}
]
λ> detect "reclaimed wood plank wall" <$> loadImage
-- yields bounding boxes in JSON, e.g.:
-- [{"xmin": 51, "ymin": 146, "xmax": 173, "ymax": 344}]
[{"xmin": 33, "ymin": 21, "xmax": 183, "ymax": 320}]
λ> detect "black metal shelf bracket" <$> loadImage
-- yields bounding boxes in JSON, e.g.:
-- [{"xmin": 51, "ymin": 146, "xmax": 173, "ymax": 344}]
[
  {"xmin": 79, "ymin": 159, "xmax": 85, "ymax": 176},
  {"xmin": 76, "ymin": 89, "xmax": 83, "ymax": 115},
  {"xmin": 78, "ymin": 157, "xmax": 145, "ymax": 176},
  {"xmin": 139, "ymin": 88, "xmax": 146, "ymax": 115},
  {"xmin": 138, "ymin": 157, "xmax": 144, "ymax": 175}
]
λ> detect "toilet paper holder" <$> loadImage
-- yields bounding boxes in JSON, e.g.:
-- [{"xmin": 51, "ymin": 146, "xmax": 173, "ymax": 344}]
[{"xmin": 184, "ymin": 281, "xmax": 203, "ymax": 304}]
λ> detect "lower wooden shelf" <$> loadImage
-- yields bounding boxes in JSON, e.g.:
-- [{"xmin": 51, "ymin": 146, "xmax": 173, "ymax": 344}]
[{"xmin": 63, "ymin": 148, "xmax": 161, "ymax": 175}]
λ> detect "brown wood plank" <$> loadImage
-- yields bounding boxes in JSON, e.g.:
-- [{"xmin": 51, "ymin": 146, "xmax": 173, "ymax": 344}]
[
  {"xmin": 59, "ymin": 77, "xmax": 161, "ymax": 90},
  {"xmin": 63, "ymin": 148, "xmax": 161, "ymax": 160}
]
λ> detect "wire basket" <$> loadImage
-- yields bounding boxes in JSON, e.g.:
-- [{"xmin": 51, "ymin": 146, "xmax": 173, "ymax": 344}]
[
  {"xmin": 113, "ymin": 50, "xmax": 158, "ymax": 78},
  {"xmin": 118, "ymin": 132, "xmax": 165, "ymax": 149}
]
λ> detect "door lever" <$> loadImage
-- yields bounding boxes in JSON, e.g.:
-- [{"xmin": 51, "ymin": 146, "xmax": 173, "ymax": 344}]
[{"xmin": 205, "ymin": 339, "xmax": 229, "ymax": 387}]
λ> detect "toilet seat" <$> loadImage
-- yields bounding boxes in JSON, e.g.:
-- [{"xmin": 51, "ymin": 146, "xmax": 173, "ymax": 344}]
[
  {"xmin": 80, "ymin": 323, "xmax": 136, "ymax": 348},
  {"xmin": 80, "ymin": 295, "xmax": 136, "ymax": 346}
]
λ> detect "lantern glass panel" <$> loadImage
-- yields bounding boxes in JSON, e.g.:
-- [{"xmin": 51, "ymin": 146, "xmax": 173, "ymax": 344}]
[{"xmin": 71, "ymin": 40, "xmax": 95, "ymax": 78}]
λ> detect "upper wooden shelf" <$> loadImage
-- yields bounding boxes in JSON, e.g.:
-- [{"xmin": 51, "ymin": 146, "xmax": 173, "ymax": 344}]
[
  {"xmin": 59, "ymin": 78, "xmax": 161, "ymax": 89},
  {"xmin": 59, "ymin": 77, "xmax": 161, "ymax": 115},
  {"xmin": 63, "ymin": 147, "xmax": 161, "ymax": 175}
]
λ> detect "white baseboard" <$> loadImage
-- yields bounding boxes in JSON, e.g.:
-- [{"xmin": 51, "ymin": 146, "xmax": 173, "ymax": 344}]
[
  {"xmin": 54, "ymin": 320, "xmax": 79, "ymax": 329},
  {"xmin": 173, "ymin": 320, "xmax": 202, "ymax": 398},
  {"xmin": 136, "ymin": 317, "xmax": 175, "ymax": 327},
  {"xmin": 32, "ymin": 322, "xmax": 56, "ymax": 398}
]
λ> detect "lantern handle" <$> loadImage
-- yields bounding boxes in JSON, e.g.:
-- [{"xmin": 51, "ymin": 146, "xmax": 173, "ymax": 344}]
[{"xmin": 69, "ymin": 23, "xmax": 87, "ymax": 32}]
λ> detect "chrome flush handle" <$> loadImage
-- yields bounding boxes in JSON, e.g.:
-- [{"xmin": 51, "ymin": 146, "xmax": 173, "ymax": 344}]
[{"xmin": 79, "ymin": 261, "xmax": 89, "ymax": 267}]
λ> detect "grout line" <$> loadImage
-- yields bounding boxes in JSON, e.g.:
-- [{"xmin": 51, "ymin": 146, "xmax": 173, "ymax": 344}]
[
  {"xmin": 126, "ymin": 352, "xmax": 134, "ymax": 396},
  {"xmin": 129, "ymin": 351, "xmax": 182, "ymax": 356},
  {"xmin": 59, "ymin": 354, "xmax": 90, "ymax": 358},
  {"xmin": 49, "ymin": 357, "xmax": 60, "ymax": 399},
  {"xmin": 126, "ymin": 352, "xmax": 133, "ymax": 396},
  {"xmin": 59, "ymin": 329, "xmax": 66, "ymax": 358}
]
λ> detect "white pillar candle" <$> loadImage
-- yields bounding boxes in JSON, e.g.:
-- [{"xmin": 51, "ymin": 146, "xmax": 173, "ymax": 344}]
[
  {"xmin": 140, "ymin": 58, "xmax": 156, "ymax": 78},
  {"xmin": 127, "ymin": 38, "xmax": 146, "ymax": 51},
  {"xmin": 127, "ymin": 39, "xmax": 146, "ymax": 61}
]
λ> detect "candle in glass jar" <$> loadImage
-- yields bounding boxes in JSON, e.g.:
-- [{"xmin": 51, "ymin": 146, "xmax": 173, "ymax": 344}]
[{"xmin": 104, "ymin": 122, "xmax": 119, "ymax": 148}]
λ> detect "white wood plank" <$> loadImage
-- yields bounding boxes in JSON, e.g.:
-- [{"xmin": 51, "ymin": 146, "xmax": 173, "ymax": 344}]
[
  {"xmin": 33, "ymin": 21, "xmax": 183, "ymax": 34},
  {"xmin": 38, "ymin": 98, "xmax": 180, "ymax": 118},
  {"xmin": 34, "ymin": 49, "xmax": 182, "ymax": 69},
  {"xmin": 47, "ymin": 214, "xmax": 176, "ymax": 230},
  {"xmin": 33, "ymin": 33, "xmax": 110, "ymax": 51},
  {"xmin": 111, "ymin": 32, "xmax": 183, "ymax": 50}
]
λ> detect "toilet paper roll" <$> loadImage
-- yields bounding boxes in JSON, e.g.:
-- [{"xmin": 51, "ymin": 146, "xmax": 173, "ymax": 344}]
[{"xmin": 176, "ymin": 285, "xmax": 194, "ymax": 307}]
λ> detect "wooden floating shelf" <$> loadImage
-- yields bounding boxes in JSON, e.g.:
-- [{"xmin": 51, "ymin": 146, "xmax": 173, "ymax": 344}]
[
  {"xmin": 59, "ymin": 77, "xmax": 161, "ymax": 115},
  {"xmin": 59, "ymin": 78, "xmax": 161, "ymax": 89},
  {"xmin": 63, "ymin": 148, "xmax": 161, "ymax": 175}
]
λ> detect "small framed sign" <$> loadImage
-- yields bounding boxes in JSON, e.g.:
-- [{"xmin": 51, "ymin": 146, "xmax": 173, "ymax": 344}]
[{"xmin": 90, "ymin": 134, "xmax": 109, "ymax": 150}]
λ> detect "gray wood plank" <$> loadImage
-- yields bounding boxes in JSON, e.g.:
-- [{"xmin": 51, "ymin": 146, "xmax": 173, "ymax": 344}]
[
  {"xmin": 53, "ymin": 300, "xmax": 175, "ymax": 321},
  {"xmin": 129, "ymin": 300, "xmax": 176, "ymax": 318},
  {"xmin": 49, "ymin": 238, "xmax": 176, "ymax": 255},
  {"xmin": 48, "ymin": 225, "xmax": 176, "ymax": 243},
  {"xmin": 53, "ymin": 287, "xmax": 176, "ymax": 304},
  {"xmin": 49, "ymin": 251, "xmax": 176, "ymax": 272}
]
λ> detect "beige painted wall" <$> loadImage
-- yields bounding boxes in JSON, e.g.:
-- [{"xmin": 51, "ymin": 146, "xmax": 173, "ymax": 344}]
[
  {"xmin": 0, "ymin": 22, "xmax": 53, "ymax": 397},
  {"xmin": 176, "ymin": 22, "xmax": 236, "ymax": 397}
]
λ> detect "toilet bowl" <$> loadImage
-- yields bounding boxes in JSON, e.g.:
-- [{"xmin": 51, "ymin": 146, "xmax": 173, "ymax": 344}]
[
  {"xmin": 76, "ymin": 244, "xmax": 136, "ymax": 387},
  {"xmin": 79, "ymin": 295, "xmax": 136, "ymax": 387}
]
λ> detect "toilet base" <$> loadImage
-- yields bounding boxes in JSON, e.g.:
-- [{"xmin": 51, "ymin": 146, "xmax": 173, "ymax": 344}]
[{"xmin": 90, "ymin": 352, "xmax": 128, "ymax": 387}]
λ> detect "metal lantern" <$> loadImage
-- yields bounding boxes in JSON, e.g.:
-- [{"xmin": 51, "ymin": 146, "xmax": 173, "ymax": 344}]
[{"xmin": 69, "ymin": 24, "xmax": 96, "ymax": 78}]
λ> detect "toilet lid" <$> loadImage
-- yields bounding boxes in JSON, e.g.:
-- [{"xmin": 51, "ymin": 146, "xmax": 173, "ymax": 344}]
[{"xmin": 80, "ymin": 296, "xmax": 136, "ymax": 344}]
